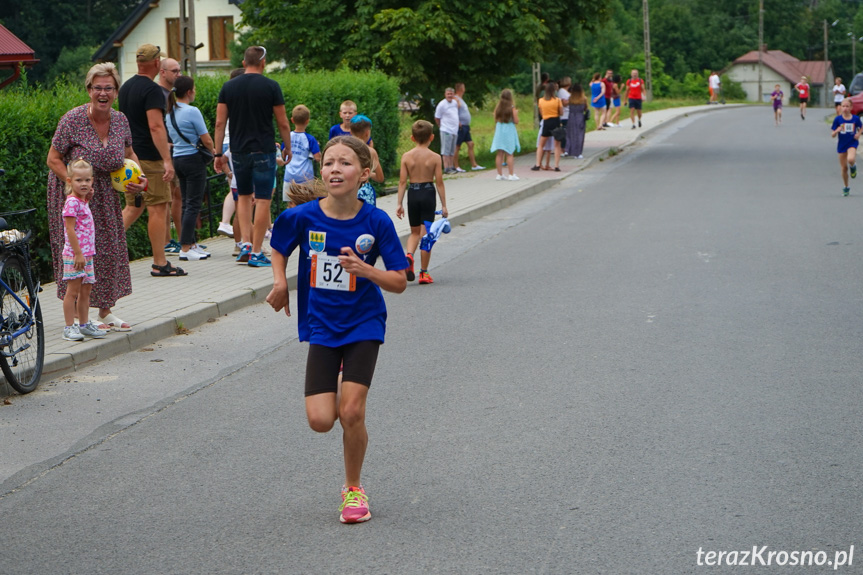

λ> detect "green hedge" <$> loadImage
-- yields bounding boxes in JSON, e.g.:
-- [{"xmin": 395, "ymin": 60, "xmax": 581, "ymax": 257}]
[
  {"xmin": 0, "ymin": 69, "xmax": 400, "ymax": 283},
  {"xmin": 194, "ymin": 69, "xmax": 401, "ymax": 175}
]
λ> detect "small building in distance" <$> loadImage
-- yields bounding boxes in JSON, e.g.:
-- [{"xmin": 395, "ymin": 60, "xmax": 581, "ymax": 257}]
[
  {"xmin": 726, "ymin": 48, "xmax": 833, "ymax": 105},
  {"xmin": 0, "ymin": 24, "xmax": 39, "ymax": 89}
]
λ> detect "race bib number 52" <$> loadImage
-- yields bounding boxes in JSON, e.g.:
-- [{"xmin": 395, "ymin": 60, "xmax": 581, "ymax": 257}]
[{"xmin": 311, "ymin": 253, "xmax": 356, "ymax": 291}]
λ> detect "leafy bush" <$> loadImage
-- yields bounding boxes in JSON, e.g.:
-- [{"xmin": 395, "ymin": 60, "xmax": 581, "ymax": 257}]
[
  {"xmin": 0, "ymin": 81, "xmax": 91, "ymax": 282},
  {"xmin": 0, "ymin": 69, "xmax": 400, "ymax": 283},
  {"xmin": 195, "ymin": 69, "xmax": 400, "ymax": 175}
]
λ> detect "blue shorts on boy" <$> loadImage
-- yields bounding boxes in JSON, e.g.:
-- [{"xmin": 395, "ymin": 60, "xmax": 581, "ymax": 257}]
[
  {"xmin": 833, "ymin": 114, "xmax": 863, "ymax": 153},
  {"xmin": 283, "ymin": 131, "xmax": 320, "ymax": 185},
  {"xmin": 270, "ymin": 199, "xmax": 406, "ymax": 345}
]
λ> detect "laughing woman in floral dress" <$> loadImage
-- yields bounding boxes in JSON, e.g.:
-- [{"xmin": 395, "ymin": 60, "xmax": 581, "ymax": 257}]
[{"xmin": 46, "ymin": 63, "xmax": 146, "ymax": 331}]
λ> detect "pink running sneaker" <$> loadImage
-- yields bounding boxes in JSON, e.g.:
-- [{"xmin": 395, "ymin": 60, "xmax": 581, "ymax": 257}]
[{"xmin": 340, "ymin": 486, "xmax": 371, "ymax": 524}]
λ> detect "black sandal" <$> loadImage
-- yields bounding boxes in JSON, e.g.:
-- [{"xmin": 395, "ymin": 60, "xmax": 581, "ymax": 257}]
[
  {"xmin": 151, "ymin": 261, "xmax": 188, "ymax": 277},
  {"xmin": 530, "ymin": 165, "xmax": 541, "ymax": 171}
]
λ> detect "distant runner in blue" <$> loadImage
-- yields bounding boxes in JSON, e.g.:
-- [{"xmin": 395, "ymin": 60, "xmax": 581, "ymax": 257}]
[{"xmin": 831, "ymin": 98, "xmax": 863, "ymax": 196}]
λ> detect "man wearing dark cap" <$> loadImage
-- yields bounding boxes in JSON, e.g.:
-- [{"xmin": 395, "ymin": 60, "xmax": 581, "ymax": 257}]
[{"xmin": 119, "ymin": 43, "xmax": 184, "ymax": 276}]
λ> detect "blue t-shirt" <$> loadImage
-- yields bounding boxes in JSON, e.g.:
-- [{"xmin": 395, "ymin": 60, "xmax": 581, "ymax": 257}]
[
  {"xmin": 270, "ymin": 199, "xmax": 406, "ymax": 346},
  {"xmin": 328, "ymin": 123, "xmax": 373, "ymax": 145},
  {"xmin": 329, "ymin": 124, "xmax": 351, "ymax": 140},
  {"xmin": 283, "ymin": 131, "xmax": 320, "ymax": 184},
  {"xmin": 832, "ymin": 114, "xmax": 863, "ymax": 152},
  {"xmin": 166, "ymin": 103, "xmax": 209, "ymax": 157}
]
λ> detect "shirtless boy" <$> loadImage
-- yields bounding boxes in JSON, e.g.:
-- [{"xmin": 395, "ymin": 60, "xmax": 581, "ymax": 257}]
[{"xmin": 396, "ymin": 120, "xmax": 448, "ymax": 284}]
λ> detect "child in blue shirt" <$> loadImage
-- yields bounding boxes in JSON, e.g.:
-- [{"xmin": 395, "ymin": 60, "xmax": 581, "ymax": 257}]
[
  {"xmin": 328, "ymin": 100, "xmax": 357, "ymax": 140},
  {"xmin": 328, "ymin": 99, "xmax": 374, "ymax": 146},
  {"xmin": 831, "ymin": 98, "xmax": 863, "ymax": 196},
  {"xmin": 266, "ymin": 136, "xmax": 406, "ymax": 525},
  {"xmin": 279, "ymin": 104, "xmax": 321, "ymax": 202},
  {"xmin": 349, "ymin": 115, "xmax": 384, "ymax": 205}
]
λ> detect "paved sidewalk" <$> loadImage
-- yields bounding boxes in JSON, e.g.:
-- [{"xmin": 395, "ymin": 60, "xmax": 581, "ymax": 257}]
[{"xmin": 1, "ymin": 104, "xmax": 737, "ymax": 395}]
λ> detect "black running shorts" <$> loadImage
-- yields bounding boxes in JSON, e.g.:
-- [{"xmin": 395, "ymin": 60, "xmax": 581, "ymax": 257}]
[
  {"xmin": 305, "ymin": 341, "xmax": 380, "ymax": 396},
  {"xmin": 407, "ymin": 182, "xmax": 437, "ymax": 228}
]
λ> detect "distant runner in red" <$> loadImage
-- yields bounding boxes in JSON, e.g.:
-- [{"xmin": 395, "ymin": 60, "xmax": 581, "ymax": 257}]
[
  {"xmin": 625, "ymin": 69, "xmax": 645, "ymax": 130},
  {"xmin": 794, "ymin": 76, "xmax": 810, "ymax": 121}
]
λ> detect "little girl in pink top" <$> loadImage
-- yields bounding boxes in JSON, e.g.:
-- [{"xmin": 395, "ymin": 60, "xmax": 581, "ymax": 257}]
[{"xmin": 60, "ymin": 159, "xmax": 107, "ymax": 341}]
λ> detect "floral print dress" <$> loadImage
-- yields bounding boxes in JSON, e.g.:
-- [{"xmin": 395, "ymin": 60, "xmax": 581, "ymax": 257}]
[{"xmin": 47, "ymin": 105, "xmax": 133, "ymax": 308}]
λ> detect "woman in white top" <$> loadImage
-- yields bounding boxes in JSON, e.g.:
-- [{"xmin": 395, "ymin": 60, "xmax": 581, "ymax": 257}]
[{"xmin": 834, "ymin": 77, "xmax": 847, "ymax": 116}]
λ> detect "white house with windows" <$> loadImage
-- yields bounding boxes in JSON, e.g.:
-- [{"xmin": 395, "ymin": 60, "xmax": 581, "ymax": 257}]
[{"xmin": 93, "ymin": 0, "xmax": 241, "ymax": 82}]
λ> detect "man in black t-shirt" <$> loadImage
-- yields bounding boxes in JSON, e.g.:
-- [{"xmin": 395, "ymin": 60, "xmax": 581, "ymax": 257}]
[
  {"xmin": 119, "ymin": 43, "xmax": 182, "ymax": 276},
  {"xmin": 214, "ymin": 45, "xmax": 292, "ymax": 268}
]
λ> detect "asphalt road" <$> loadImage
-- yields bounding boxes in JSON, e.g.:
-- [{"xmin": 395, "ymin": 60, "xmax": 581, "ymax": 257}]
[{"xmin": 2, "ymin": 106, "xmax": 862, "ymax": 574}]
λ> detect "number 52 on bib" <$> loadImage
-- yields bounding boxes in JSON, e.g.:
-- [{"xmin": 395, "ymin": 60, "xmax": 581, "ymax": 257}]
[{"xmin": 311, "ymin": 253, "xmax": 356, "ymax": 291}]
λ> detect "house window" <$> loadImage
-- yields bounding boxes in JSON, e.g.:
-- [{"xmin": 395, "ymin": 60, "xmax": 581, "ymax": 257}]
[
  {"xmin": 209, "ymin": 16, "xmax": 233, "ymax": 61},
  {"xmin": 165, "ymin": 18, "xmax": 181, "ymax": 61}
]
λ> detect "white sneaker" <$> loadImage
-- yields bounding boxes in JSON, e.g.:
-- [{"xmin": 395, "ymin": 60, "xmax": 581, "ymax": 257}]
[
  {"xmin": 496, "ymin": 174, "xmax": 506, "ymax": 181},
  {"xmin": 471, "ymin": 165, "xmax": 485, "ymax": 171},
  {"xmin": 192, "ymin": 244, "xmax": 211, "ymax": 257},
  {"xmin": 63, "ymin": 324, "xmax": 84, "ymax": 341},
  {"xmin": 508, "ymin": 174, "xmax": 520, "ymax": 181},
  {"xmin": 79, "ymin": 321, "xmax": 108, "ymax": 339},
  {"xmin": 179, "ymin": 249, "xmax": 207, "ymax": 261},
  {"xmin": 455, "ymin": 167, "xmax": 466, "ymax": 173},
  {"xmin": 577, "ymin": 155, "xmax": 584, "ymax": 159},
  {"xmin": 217, "ymin": 222, "xmax": 234, "ymax": 237}
]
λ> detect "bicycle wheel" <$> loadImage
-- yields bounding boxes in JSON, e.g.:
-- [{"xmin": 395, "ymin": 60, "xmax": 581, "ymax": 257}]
[{"xmin": 0, "ymin": 255, "xmax": 44, "ymax": 394}]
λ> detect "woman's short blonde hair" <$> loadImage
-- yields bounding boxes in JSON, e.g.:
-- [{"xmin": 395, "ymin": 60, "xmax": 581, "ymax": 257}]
[{"xmin": 85, "ymin": 63, "xmax": 121, "ymax": 90}]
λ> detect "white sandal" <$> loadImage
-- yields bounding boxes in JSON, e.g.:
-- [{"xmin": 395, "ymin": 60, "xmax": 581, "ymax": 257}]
[{"xmin": 99, "ymin": 312, "xmax": 132, "ymax": 332}]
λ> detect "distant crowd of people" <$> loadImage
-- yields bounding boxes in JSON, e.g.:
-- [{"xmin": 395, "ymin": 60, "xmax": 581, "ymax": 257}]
[{"xmin": 522, "ymin": 69, "xmax": 646, "ymax": 174}]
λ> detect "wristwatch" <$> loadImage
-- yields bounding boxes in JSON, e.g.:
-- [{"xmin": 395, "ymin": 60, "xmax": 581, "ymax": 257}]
[{"xmin": 214, "ymin": 153, "xmax": 223, "ymax": 157}]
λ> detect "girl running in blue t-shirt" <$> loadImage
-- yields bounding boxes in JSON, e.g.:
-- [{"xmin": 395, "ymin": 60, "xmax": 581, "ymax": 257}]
[
  {"xmin": 266, "ymin": 136, "xmax": 407, "ymax": 524},
  {"xmin": 831, "ymin": 98, "xmax": 863, "ymax": 197}
]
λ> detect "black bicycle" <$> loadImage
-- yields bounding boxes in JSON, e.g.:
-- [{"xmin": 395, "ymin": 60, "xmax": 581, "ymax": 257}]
[{"xmin": 0, "ymin": 173, "xmax": 45, "ymax": 394}]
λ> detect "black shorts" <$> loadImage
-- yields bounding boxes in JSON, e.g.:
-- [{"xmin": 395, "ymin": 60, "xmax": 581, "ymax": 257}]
[
  {"xmin": 540, "ymin": 117, "xmax": 561, "ymax": 138},
  {"xmin": 305, "ymin": 341, "xmax": 380, "ymax": 396},
  {"xmin": 407, "ymin": 182, "xmax": 437, "ymax": 228},
  {"xmin": 457, "ymin": 124, "xmax": 472, "ymax": 146},
  {"xmin": 628, "ymin": 98, "xmax": 642, "ymax": 110},
  {"xmin": 799, "ymin": 97, "xmax": 809, "ymax": 104}
]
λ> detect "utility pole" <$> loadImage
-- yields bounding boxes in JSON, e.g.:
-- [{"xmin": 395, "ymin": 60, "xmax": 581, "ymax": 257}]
[
  {"xmin": 179, "ymin": 0, "xmax": 198, "ymax": 75},
  {"xmin": 758, "ymin": 0, "xmax": 764, "ymax": 102},
  {"xmin": 532, "ymin": 62, "xmax": 541, "ymax": 129},
  {"xmin": 643, "ymin": 0, "xmax": 652, "ymax": 100}
]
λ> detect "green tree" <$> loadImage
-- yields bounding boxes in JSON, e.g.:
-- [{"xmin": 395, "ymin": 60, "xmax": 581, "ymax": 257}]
[
  {"xmin": 0, "ymin": 0, "xmax": 140, "ymax": 84},
  {"xmin": 237, "ymin": 0, "xmax": 610, "ymax": 108}
]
